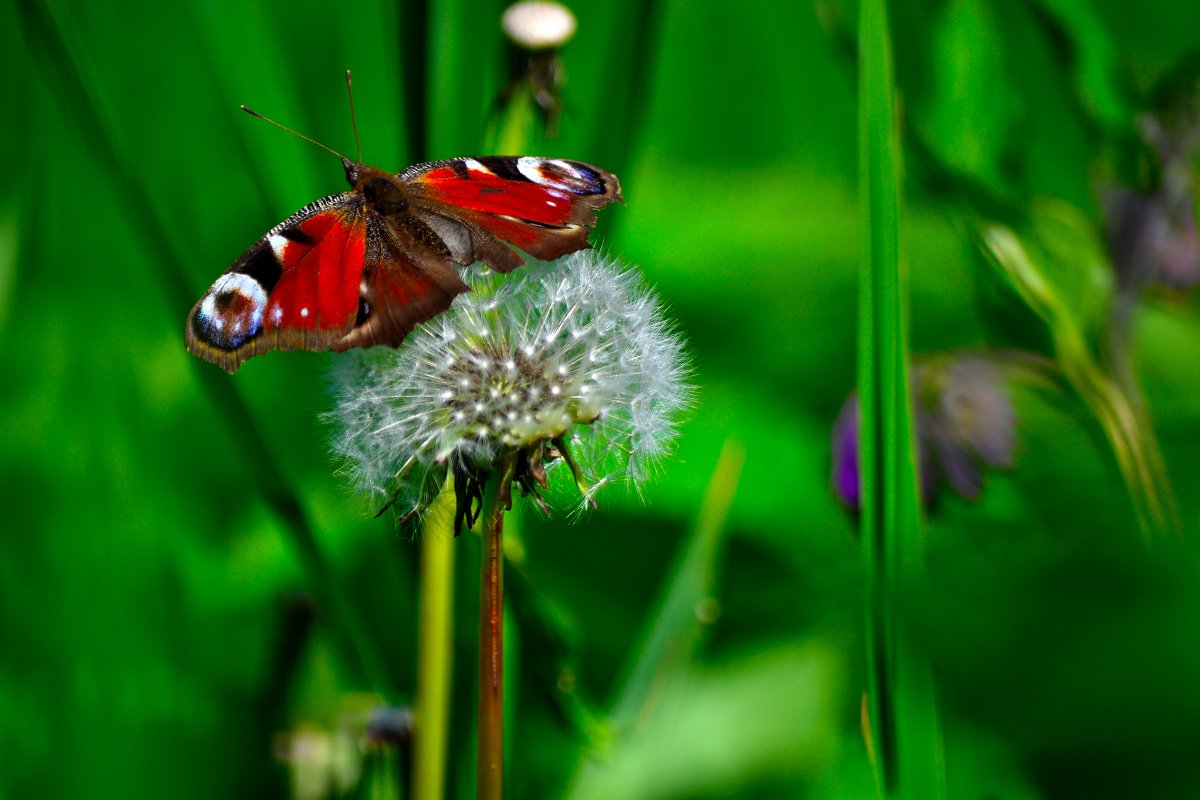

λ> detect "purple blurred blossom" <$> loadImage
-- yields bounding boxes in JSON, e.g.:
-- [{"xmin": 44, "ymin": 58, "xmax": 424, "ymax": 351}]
[
  {"xmin": 1105, "ymin": 115, "xmax": 1200, "ymax": 293},
  {"xmin": 831, "ymin": 400, "xmax": 861, "ymax": 509},
  {"xmin": 832, "ymin": 356, "xmax": 1017, "ymax": 512}
]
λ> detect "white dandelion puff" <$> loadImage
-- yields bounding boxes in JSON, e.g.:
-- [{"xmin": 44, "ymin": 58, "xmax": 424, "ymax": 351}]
[{"xmin": 328, "ymin": 251, "xmax": 691, "ymax": 521}]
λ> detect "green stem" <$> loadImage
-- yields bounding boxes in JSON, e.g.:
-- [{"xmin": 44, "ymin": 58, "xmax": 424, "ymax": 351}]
[
  {"xmin": 478, "ymin": 455, "xmax": 517, "ymax": 800},
  {"xmin": 412, "ymin": 478, "xmax": 457, "ymax": 800},
  {"xmin": 489, "ymin": 85, "xmax": 536, "ymax": 155}
]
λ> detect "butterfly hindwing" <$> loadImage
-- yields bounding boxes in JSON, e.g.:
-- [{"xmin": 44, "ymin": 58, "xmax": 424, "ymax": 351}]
[
  {"xmin": 330, "ymin": 229, "xmax": 469, "ymax": 354},
  {"xmin": 401, "ymin": 156, "xmax": 623, "ymax": 272}
]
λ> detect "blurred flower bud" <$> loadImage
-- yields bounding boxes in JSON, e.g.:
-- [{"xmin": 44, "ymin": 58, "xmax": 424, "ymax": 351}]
[
  {"xmin": 274, "ymin": 725, "xmax": 361, "ymax": 800},
  {"xmin": 833, "ymin": 353, "xmax": 1025, "ymax": 512},
  {"xmin": 364, "ymin": 706, "xmax": 413, "ymax": 748},
  {"xmin": 502, "ymin": 1, "xmax": 576, "ymax": 51},
  {"xmin": 497, "ymin": 2, "xmax": 577, "ymax": 135},
  {"xmin": 1104, "ymin": 58, "xmax": 1200, "ymax": 295}
]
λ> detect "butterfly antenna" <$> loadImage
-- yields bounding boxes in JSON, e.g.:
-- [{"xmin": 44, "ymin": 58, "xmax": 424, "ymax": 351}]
[
  {"xmin": 240, "ymin": 105, "xmax": 351, "ymax": 162},
  {"xmin": 345, "ymin": 70, "xmax": 363, "ymax": 163}
]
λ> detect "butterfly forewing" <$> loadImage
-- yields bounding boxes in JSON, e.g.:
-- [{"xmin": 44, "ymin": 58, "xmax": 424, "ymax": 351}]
[
  {"xmin": 401, "ymin": 156, "xmax": 622, "ymax": 271},
  {"xmin": 188, "ymin": 194, "xmax": 358, "ymax": 371}
]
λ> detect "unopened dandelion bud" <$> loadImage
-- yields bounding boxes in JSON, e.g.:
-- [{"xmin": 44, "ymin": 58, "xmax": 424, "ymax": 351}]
[{"xmin": 502, "ymin": 1, "xmax": 576, "ymax": 51}]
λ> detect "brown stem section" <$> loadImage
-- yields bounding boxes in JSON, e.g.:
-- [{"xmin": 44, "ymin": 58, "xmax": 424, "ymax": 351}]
[{"xmin": 478, "ymin": 456, "xmax": 516, "ymax": 799}]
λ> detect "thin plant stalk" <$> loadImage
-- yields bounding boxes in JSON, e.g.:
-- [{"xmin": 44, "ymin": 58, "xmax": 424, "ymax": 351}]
[
  {"xmin": 478, "ymin": 454, "xmax": 518, "ymax": 800},
  {"xmin": 980, "ymin": 223, "xmax": 1178, "ymax": 537},
  {"xmin": 412, "ymin": 479, "xmax": 457, "ymax": 800},
  {"xmin": 490, "ymin": 85, "xmax": 536, "ymax": 155},
  {"xmin": 857, "ymin": 0, "xmax": 945, "ymax": 797}
]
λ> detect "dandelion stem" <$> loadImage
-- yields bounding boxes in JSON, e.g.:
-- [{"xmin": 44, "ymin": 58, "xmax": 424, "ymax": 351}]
[
  {"xmin": 478, "ymin": 453, "xmax": 517, "ymax": 800},
  {"xmin": 412, "ymin": 478, "xmax": 456, "ymax": 800}
]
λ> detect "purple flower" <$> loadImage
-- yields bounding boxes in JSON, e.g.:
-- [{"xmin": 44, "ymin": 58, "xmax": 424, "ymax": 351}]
[
  {"xmin": 1105, "ymin": 115, "xmax": 1200, "ymax": 293},
  {"xmin": 832, "ymin": 355, "xmax": 1019, "ymax": 511}
]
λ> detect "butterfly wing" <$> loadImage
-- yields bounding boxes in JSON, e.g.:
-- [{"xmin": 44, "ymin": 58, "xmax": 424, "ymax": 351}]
[
  {"xmin": 187, "ymin": 155, "xmax": 619, "ymax": 372},
  {"xmin": 186, "ymin": 193, "xmax": 468, "ymax": 373},
  {"xmin": 400, "ymin": 156, "xmax": 623, "ymax": 273}
]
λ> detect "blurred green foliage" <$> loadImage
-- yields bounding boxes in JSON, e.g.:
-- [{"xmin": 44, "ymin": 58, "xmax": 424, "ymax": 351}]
[{"xmin": 5, "ymin": 0, "xmax": 1200, "ymax": 798}]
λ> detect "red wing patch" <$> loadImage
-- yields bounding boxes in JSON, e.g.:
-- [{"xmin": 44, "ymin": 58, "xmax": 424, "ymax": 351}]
[
  {"xmin": 262, "ymin": 208, "xmax": 366, "ymax": 334},
  {"xmin": 414, "ymin": 164, "xmax": 578, "ymax": 226},
  {"xmin": 186, "ymin": 193, "xmax": 369, "ymax": 372}
]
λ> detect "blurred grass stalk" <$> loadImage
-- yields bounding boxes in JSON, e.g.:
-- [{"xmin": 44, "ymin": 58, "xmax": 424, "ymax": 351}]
[
  {"xmin": 980, "ymin": 219, "xmax": 1177, "ymax": 538},
  {"xmin": 15, "ymin": 0, "xmax": 396, "ymax": 696},
  {"xmin": 490, "ymin": 84, "xmax": 536, "ymax": 155},
  {"xmin": 857, "ymin": 0, "xmax": 945, "ymax": 798},
  {"xmin": 412, "ymin": 480, "xmax": 457, "ymax": 800},
  {"xmin": 607, "ymin": 440, "xmax": 744, "ymax": 733}
]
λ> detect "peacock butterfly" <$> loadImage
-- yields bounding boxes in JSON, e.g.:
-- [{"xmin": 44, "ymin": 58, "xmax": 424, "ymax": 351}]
[{"xmin": 185, "ymin": 78, "xmax": 622, "ymax": 373}]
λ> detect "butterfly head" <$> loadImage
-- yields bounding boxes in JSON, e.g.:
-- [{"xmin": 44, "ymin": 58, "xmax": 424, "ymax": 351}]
[
  {"xmin": 344, "ymin": 158, "xmax": 410, "ymax": 215},
  {"xmin": 342, "ymin": 157, "xmax": 364, "ymax": 186}
]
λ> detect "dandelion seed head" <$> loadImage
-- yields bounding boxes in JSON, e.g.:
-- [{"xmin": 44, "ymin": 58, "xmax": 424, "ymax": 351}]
[{"xmin": 329, "ymin": 251, "xmax": 691, "ymax": 512}]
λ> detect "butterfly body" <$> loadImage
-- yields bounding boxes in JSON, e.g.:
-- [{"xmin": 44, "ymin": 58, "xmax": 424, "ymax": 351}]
[{"xmin": 186, "ymin": 155, "xmax": 621, "ymax": 372}]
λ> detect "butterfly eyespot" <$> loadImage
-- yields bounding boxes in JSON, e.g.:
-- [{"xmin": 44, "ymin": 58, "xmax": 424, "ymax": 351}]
[
  {"xmin": 194, "ymin": 273, "xmax": 267, "ymax": 350},
  {"xmin": 516, "ymin": 157, "xmax": 605, "ymax": 195}
]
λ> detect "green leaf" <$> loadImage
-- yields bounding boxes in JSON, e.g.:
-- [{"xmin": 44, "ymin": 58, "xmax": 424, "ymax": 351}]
[
  {"xmin": 921, "ymin": 0, "xmax": 1018, "ymax": 193},
  {"xmin": 1030, "ymin": 0, "xmax": 1133, "ymax": 133}
]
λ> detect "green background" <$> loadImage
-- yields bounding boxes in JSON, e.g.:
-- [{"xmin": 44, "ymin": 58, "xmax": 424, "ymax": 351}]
[{"xmin": 5, "ymin": 0, "xmax": 1200, "ymax": 797}]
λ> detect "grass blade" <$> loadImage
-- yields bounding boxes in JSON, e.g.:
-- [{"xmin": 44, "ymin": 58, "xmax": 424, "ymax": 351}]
[
  {"xmin": 857, "ymin": 0, "xmax": 945, "ymax": 797},
  {"xmin": 16, "ymin": 0, "xmax": 394, "ymax": 697}
]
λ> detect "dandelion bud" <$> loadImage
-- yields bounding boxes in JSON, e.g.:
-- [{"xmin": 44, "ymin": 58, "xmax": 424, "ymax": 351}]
[
  {"xmin": 364, "ymin": 706, "xmax": 413, "ymax": 748},
  {"xmin": 502, "ymin": 1, "xmax": 577, "ymax": 51}
]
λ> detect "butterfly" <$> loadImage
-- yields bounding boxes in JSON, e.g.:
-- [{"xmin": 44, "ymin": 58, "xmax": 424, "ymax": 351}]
[{"xmin": 185, "ymin": 104, "xmax": 621, "ymax": 373}]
